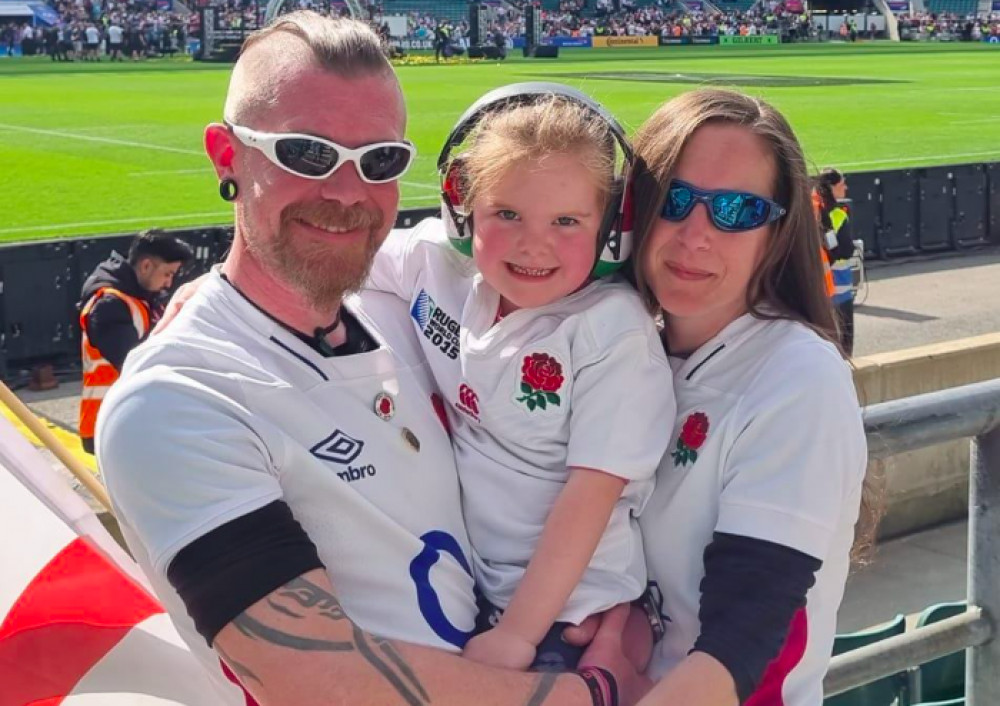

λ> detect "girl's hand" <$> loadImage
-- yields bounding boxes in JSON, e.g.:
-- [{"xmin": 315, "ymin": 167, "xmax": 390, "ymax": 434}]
[{"xmin": 462, "ymin": 626, "xmax": 537, "ymax": 671}]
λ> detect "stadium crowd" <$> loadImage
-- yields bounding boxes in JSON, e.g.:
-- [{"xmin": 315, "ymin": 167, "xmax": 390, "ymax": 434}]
[
  {"xmin": 2, "ymin": 0, "xmax": 999, "ymax": 58},
  {"xmin": 2, "ymin": 0, "xmax": 192, "ymax": 59},
  {"xmin": 898, "ymin": 12, "xmax": 1000, "ymax": 40}
]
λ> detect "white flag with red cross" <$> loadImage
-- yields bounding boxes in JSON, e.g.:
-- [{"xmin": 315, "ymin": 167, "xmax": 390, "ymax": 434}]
[{"xmin": 0, "ymin": 412, "xmax": 252, "ymax": 706}]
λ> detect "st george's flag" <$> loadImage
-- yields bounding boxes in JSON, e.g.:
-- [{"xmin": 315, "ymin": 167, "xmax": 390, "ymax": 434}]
[{"xmin": 0, "ymin": 411, "xmax": 251, "ymax": 706}]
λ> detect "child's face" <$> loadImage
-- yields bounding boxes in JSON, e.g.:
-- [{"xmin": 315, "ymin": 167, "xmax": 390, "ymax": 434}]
[{"xmin": 471, "ymin": 152, "xmax": 605, "ymax": 315}]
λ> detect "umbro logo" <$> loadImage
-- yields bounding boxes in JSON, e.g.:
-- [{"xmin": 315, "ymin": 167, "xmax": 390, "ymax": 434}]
[{"xmin": 310, "ymin": 430, "xmax": 364, "ymax": 464}]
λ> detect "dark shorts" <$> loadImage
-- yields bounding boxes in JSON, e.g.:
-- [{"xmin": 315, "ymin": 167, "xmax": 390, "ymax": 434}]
[
  {"xmin": 86, "ymin": 41, "xmax": 99, "ymax": 50},
  {"xmin": 109, "ymin": 42, "xmax": 122, "ymax": 51},
  {"xmin": 474, "ymin": 594, "xmax": 585, "ymax": 672}
]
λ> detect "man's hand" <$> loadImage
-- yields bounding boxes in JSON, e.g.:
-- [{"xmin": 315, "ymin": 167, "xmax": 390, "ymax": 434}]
[
  {"xmin": 564, "ymin": 604, "xmax": 654, "ymax": 706},
  {"xmin": 152, "ymin": 273, "xmax": 209, "ymax": 335},
  {"xmin": 462, "ymin": 626, "xmax": 536, "ymax": 670}
]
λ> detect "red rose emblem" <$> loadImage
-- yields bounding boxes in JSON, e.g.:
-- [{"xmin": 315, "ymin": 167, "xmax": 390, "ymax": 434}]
[
  {"xmin": 680, "ymin": 412, "xmax": 709, "ymax": 450},
  {"xmin": 672, "ymin": 411, "xmax": 710, "ymax": 467},
  {"xmin": 521, "ymin": 353, "xmax": 564, "ymax": 393},
  {"xmin": 516, "ymin": 353, "xmax": 565, "ymax": 412}
]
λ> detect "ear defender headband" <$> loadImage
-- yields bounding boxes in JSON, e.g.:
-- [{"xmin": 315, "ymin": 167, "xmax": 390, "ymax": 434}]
[{"xmin": 437, "ymin": 82, "xmax": 635, "ymax": 278}]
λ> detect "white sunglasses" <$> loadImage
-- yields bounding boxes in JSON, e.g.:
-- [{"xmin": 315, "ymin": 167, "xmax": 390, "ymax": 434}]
[{"xmin": 226, "ymin": 122, "xmax": 416, "ymax": 184}]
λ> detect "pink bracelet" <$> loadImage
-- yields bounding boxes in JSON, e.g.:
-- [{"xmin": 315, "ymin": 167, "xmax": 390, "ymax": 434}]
[{"xmin": 577, "ymin": 666, "xmax": 618, "ymax": 706}]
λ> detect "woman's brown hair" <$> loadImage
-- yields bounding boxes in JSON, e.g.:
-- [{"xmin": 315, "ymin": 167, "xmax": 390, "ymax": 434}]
[{"xmin": 630, "ymin": 88, "xmax": 881, "ymax": 562}]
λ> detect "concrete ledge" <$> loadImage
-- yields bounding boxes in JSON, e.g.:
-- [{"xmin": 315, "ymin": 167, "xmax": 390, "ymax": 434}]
[{"xmin": 853, "ymin": 333, "xmax": 1000, "ymax": 538}]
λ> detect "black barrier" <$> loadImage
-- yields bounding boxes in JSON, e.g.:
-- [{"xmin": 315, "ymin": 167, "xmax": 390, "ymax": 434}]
[
  {"xmin": 989, "ymin": 163, "xmax": 1000, "ymax": 242},
  {"xmin": 1, "ymin": 166, "xmax": 998, "ymax": 379},
  {"xmin": 0, "ymin": 241, "xmax": 75, "ymax": 379},
  {"xmin": 916, "ymin": 166, "xmax": 953, "ymax": 252},
  {"xmin": 954, "ymin": 164, "xmax": 990, "ymax": 249},
  {"xmin": 845, "ymin": 172, "xmax": 881, "ymax": 258},
  {"xmin": 878, "ymin": 169, "xmax": 919, "ymax": 257}
]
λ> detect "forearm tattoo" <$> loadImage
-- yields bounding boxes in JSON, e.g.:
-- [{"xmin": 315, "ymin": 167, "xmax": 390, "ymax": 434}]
[
  {"xmin": 524, "ymin": 673, "xmax": 558, "ymax": 706},
  {"xmin": 225, "ymin": 576, "xmax": 430, "ymax": 705}
]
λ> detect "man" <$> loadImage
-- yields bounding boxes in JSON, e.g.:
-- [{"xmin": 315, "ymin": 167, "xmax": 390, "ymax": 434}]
[
  {"xmin": 107, "ymin": 18, "xmax": 124, "ymax": 61},
  {"xmin": 78, "ymin": 229, "xmax": 192, "ymax": 453},
  {"xmin": 98, "ymin": 12, "xmax": 639, "ymax": 706}
]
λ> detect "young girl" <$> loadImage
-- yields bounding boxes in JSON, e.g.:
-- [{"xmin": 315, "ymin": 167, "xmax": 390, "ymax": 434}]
[{"xmin": 366, "ymin": 84, "xmax": 675, "ymax": 672}]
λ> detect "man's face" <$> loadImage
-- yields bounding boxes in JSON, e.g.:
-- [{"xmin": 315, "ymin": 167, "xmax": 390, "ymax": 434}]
[
  {"xmin": 136, "ymin": 257, "xmax": 183, "ymax": 294},
  {"xmin": 233, "ymin": 67, "xmax": 406, "ymax": 311}
]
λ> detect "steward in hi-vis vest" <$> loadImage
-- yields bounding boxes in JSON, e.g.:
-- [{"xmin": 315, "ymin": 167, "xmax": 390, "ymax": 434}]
[
  {"xmin": 812, "ymin": 168, "xmax": 856, "ymax": 356},
  {"xmin": 78, "ymin": 230, "xmax": 193, "ymax": 453}
]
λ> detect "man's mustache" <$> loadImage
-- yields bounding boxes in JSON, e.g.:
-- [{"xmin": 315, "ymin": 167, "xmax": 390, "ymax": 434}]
[{"xmin": 281, "ymin": 202, "xmax": 385, "ymax": 233}]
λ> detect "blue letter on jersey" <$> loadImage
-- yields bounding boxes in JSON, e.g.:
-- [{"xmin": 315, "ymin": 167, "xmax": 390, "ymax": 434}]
[{"xmin": 410, "ymin": 530, "xmax": 474, "ymax": 648}]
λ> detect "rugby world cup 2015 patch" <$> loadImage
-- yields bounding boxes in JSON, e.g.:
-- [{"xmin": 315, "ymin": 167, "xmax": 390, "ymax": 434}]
[{"xmin": 411, "ymin": 290, "xmax": 460, "ymax": 360}]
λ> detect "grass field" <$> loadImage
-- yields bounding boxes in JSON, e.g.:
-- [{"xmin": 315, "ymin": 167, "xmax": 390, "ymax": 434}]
[{"xmin": 1, "ymin": 42, "xmax": 999, "ymax": 242}]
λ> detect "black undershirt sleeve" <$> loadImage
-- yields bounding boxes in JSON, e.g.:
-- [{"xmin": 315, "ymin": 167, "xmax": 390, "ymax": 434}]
[
  {"xmin": 166, "ymin": 500, "xmax": 324, "ymax": 646},
  {"xmin": 692, "ymin": 532, "xmax": 823, "ymax": 704}
]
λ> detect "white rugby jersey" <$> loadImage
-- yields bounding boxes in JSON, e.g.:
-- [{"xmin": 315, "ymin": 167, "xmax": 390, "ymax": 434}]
[
  {"xmin": 98, "ymin": 274, "xmax": 478, "ymax": 702},
  {"xmin": 368, "ymin": 219, "xmax": 675, "ymax": 623},
  {"xmin": 641, "ymin": 314, "xmax": 867, "ymax": 706}
]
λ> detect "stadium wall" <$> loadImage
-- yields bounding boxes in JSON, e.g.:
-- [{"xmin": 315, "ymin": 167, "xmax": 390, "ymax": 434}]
[{"xmin": 854, "ymin": 333, "xmax": 1000, "ymax": 537}]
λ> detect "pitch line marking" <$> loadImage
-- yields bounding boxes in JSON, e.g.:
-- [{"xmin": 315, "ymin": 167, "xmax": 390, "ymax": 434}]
[
  {"xmin": 0, "ymin": 122, "xmax": 202, "ymax": 156},
  {"xmin": 0, "ymin": 196, "xmax": 437, "ymax": 236},
  {"xmin": 0, "ymin": 212, "xmax": 231, "ymax": 235},
  {"xmin": 401, "ymin": 180, "xmax": 440, "ymax": 192},
  {"xmin": 0, "ymin": 122, "xmax": 441, "ymax": 191},
  {"xmin": 130, "ymin": 168, "xmax": 210, "ymax": 176},
  {"xmin": 838, "ymin": 149, "xmax": 1000, "ymax": 170},
  {"xmin": 948, "ymin": 117, "xmax": 1000, "ymax": 126}
]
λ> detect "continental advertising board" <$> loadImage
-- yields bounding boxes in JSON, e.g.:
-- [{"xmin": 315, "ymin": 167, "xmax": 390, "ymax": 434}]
[{"xmin": 591, "ymin": 35, "xmax": 660, "ymax": 47}]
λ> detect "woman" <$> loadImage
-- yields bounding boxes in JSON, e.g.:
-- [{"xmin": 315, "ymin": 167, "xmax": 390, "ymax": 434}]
[
  {"xmin": 814, "ymin": 167, "xmax": 856, "ymax": 356},
  {"xmin": 628, "ymin": 89, "xmax": 874, "ymax": 706}
]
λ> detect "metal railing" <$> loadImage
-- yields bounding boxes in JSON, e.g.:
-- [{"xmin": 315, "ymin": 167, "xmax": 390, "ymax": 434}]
[{"xmin": 824, "ymin": 377, "xmax": 1000, "ymax": 703}]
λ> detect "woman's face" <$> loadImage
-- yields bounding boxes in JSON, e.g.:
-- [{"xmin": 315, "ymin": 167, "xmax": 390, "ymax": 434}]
[
  {"xmin": 641, "ymin": 123, "xmax": 776, "ymax": 353},
  {"xmin": 832, "ymin": 178, "xmax": 848, "ymax": 201}
]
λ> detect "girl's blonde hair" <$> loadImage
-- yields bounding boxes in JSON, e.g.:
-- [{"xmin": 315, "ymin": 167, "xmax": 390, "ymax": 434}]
[{"xmin": 457, "ymin": 95, "xmax": 618, "ymax": 212}]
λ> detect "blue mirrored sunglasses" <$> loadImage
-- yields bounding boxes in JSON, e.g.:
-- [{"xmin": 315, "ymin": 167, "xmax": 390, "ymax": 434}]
[{"xmin": 661, "ymin": 179, "xmax": 787, "ymax": 233}]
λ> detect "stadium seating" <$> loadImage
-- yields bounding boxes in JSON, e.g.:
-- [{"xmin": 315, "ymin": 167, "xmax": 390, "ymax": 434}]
[
  {"xmin": 923, "ymin": 0, "xmax": 977, "ymax": 15},
  {"xmin": 911, "ymin": 700, "xmax": 964, "ymax": 706},
  {"xmin": 824, "ymin": 614, "xmax": 909, "ymax": 706},
  {"xmin": 383, "ymin": 0, "xmax": 469, "ymax": 23},
  {"xmin": 915, "ymin": 602, "xmax": 967, "ymax": 703},
  {"xmin": 712, "ymin": 0, "xmax": 759, "ymax": 12}
]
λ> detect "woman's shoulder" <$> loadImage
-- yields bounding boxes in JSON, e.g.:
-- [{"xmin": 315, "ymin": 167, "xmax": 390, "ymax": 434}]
[{"xmin": 739, "ymin": 318, "xmax": 857, "ymax": 407}]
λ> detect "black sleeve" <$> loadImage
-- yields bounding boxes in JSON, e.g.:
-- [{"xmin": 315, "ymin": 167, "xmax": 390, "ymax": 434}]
[
  {"xmin": 166, "ymin": 500, "xmax": 324, "ymax": 646},
  {"xmin": 692, "ymin": 532, "xmax": 822, "ymax": 704},
  {"xmin": 86, "ymin": 296, "xmax": 141, "ymax": 371},
  {"xmin": 830, "ymin": 215, "xmax": 856, "ymax": 261}
]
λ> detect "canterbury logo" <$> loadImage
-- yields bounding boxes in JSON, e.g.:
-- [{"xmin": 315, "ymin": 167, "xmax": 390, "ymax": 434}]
[{"xmin": 456, "ymin": 383, "xmax": 480, "ymax": 421}]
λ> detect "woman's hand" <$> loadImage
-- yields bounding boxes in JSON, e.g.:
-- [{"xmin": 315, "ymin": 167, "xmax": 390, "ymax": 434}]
[
  {"xmin": 462, "ymin": 626, "xmax": 536, "ymax": 670},
  {"xmin": 152, "ymin": 273, "xmax": 209, "ymax": 335}
]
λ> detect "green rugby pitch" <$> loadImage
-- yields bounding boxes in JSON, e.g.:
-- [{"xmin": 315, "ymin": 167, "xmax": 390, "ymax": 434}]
[{"xmin": 1, "ymin": 42, "xmax": 998, "ymax": 242}]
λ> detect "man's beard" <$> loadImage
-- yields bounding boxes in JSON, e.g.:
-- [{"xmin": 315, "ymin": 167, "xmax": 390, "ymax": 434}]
[{"xmin": 245, "ymin": 200, "xmax": 385, "ymax": 311}]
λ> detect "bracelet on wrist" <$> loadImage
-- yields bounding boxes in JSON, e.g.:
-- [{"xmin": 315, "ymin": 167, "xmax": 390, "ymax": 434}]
[{"xmin": 577, "ymin": 666, "xmax": 619, "ymax": 706}]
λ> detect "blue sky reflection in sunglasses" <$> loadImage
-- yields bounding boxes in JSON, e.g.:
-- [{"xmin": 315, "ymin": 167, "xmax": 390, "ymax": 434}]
[{"xmin": 663, "ymin": 180, "xmax": 786, "ymax": 232}]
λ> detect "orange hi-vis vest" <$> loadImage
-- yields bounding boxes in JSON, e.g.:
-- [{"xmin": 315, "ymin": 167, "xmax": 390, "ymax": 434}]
[
  {"xmin": 79, "ymin": 287, "xmax": 150, "ymax": 444},
  {"xmin": 812, "ymin": 191, "xmax": 836, "ymax": 298}
]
